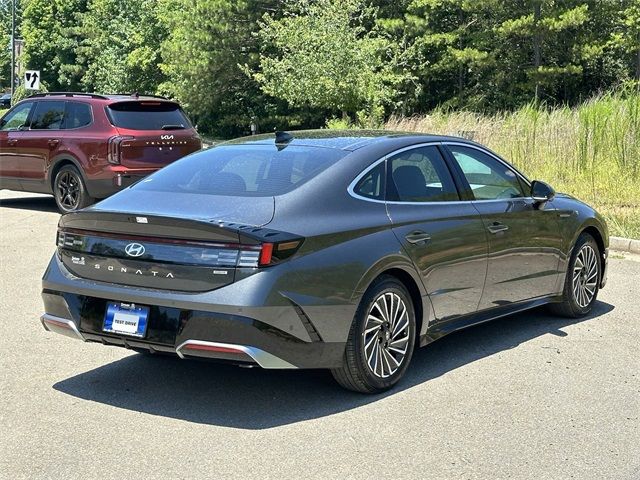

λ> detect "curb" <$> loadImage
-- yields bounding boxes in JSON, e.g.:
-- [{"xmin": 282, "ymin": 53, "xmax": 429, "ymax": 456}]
[{"xmin": 610, "ymin": 236, "xmax": 640, "ymax": 254}]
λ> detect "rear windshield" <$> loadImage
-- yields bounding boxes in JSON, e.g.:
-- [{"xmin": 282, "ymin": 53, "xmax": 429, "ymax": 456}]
[
  {"xmin": 134, "ymin": 145, "xmax": 347, "ymax": 197},
  {"xmin": 107, "ymin": 101, "xmax": 192, "ymax": 130}
]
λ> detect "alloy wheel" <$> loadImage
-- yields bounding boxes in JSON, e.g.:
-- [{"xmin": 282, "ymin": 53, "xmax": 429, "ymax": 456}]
[
  {"xmin": 56, "ymin": 171, "xmax": 81, "ymax": 210},
  {"xmin": 572, "ymin": 244, "xmax": 598, "ymax": 308},
  {"xmin": 362, "ymin": 292, "xmax": 410, "ymax": 378}
]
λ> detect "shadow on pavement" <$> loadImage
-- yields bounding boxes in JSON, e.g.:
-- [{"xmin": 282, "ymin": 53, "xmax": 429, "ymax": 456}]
[
  {"xmin": 0, "ymin": 195, "xmax": 59, "ymax": 213},
  {"xmin": 53, "ymin": 301, "xmax": 614, "ymax": 429}
]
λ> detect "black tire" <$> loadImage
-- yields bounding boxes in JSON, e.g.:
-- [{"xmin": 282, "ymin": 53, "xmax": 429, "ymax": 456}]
[
  {"xmin": 331, "ymin": 275, "xmax": 416, "ymax": 394},
  {"xmin": 549, "ymin": 233, "xmax": 601, "ymax": 318},
  {"xmin": 53, "ymin": 165, "xmax": 94, "ymax": 213}
]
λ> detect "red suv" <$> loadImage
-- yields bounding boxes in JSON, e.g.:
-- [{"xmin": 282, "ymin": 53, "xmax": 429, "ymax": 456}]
[{"xmin": 0, "ymin": 92, "xmax": 202, "ymax": 212}]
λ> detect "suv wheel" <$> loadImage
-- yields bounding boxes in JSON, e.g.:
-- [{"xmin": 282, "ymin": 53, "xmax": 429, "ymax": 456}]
[
  {"xmin": 331, "ymin": 275, "xmax": 416, "ymax": 393},
  {"xmin": 54, "ymin": 165, "xmax": 94, "ymax": 213}
]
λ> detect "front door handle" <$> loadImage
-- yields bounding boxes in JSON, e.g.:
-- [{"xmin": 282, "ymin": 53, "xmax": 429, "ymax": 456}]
[
  {"xmin": 48, "ymin": 139, "xmax": 60, "ymax": 147},
  {"xmin": 487, "ymin": 222, "xmax": 509, "ymax": 234},
  {"xmin": 405, "ymin": 231, "xmax": 432, "ymax": 245},
  {"xmin": 7, "ymin": 138, "xmax": 17, "ymax": 146}
]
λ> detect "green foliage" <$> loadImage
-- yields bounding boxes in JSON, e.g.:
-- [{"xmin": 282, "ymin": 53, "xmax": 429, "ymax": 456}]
[
  {"xmin": 21, "ymin": 0, "xmax": 88, "ymax": 90},
  {"xmin": 0, "ymin": 0, "xmax": 23, "ymax": 90},
  {"xmin": 76, "ymin": 0, "xmax": 166, "ymax": 93},
  {"xmin": 10, "ymin": 0, "xmax": 640, "ymax": 136},
  {"xmin": 251, "ymin": 0, "xmax": 406, "ymax": 124},
  {"xmin": 10, "ymin": 81, "xmax": 48, "ymax": 105},
  {"xmin": 157, "ymin": 0, "xmax": 296, "ymax": 136}
]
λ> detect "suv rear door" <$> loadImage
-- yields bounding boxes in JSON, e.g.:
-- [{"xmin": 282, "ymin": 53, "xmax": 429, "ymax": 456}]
[
  {"xmin": 16, "ymin": 100, "xmax": 66, "ymax": 187},
  {"xmin": 106, "ymin": 100, "xmax": 201, "ymax": 169}
]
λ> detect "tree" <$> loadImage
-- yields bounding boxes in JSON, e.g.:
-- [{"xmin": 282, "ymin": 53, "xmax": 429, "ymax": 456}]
[
  {"xmin": 76, "ymin": 0, "xmax": 166, "ymax": 93},
  {"xmin": 158, "ymin": 0, "xmax": 294, "ymax": 135},
  {"xmin": 251, "ymin": 0, "xmax": 407, "ymax": 125},
  {"xmin": 0, "ymin": 0, "xmax": 22, "ymax": 90},
  {"xmin": 21, "ymin": 0, "xmax": 87, "ymax": 90}
]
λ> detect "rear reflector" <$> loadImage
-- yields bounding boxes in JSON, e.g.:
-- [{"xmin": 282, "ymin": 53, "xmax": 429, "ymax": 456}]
[{"xmin": 182, "ymin": 344, "xmax": 242, "ymax": 354}]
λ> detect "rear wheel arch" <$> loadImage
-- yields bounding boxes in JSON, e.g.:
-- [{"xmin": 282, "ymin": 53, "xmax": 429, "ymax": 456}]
[
  {"xmin": 356, "ymin": 266, "xmax": 425, "ymax": 346},
  {"xmin": 49, "ymin": 156, "xmax": 85, "ymax": 193},
  {"xmin": 378, "ymin": 268, "xmax": 424, "ymax": 345}
]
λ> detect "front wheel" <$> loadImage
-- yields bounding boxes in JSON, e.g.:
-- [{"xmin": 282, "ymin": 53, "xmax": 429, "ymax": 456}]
[
  {"xmin": 53, "ymin": 165, "xmax": 94, "ymax": 213},
  {"xmin": 549, "ymin": 233, "xmax": 601, "ymax": 318},
  {"xmin": 331, "ymin": 275, "xmax": 416, "ymax": 393}
]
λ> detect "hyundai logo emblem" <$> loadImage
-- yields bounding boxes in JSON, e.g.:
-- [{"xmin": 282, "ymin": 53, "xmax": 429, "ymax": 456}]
[{"xmin": 125, "ymin": 243, "xmax": 146, "ymax": 257}]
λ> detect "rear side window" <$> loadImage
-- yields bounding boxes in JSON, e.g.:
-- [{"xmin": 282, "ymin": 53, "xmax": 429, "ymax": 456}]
[
  {"xmin": 107, "ymin": 102, "xmax": 192, "ymax": 130},
  {"xmin": 354, "ymin": 161, "xmax": 385, "ymax": 200},
  {"xmin": 135, "ymin": 145, "xmax": 347, "ymax": 197},
  {"xmin": 388, "ymin": 146, "xmax": 459, "ymax": 202},
  {"xmin": 64, "ymin": 102, "xmax": 92, "ymax": 129},
  {"xmin": 30, "ymin": 101, "xmax": 65, "ymax": 130}
]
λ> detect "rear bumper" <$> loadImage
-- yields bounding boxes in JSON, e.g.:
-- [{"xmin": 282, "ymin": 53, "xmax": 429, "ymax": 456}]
[
  {"xmin": 41, "ymin": 314, "xmax": 296, "ymax": 368},
  {"xmin": 85, "ymin": 166, "xmax": 159, "ymax": 199},
  {"xmin": 41, "ymin": 255, "xmax": 348, "ymax": 369}
]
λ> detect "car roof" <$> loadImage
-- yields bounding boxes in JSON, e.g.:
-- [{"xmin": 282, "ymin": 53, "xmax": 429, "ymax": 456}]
[{"xmin": 221, "ymin": 129, "xmax": 473, "ymax": 151}]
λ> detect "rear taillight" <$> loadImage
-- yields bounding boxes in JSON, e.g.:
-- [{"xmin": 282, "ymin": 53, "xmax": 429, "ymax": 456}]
[
  {"xmin": 257, "ymin": 240, "xmax": 303, "ymax": 267},
  {"xmin": 57, "ymin": 228, "xmax": 303, "ymax": 268},
  {"xmin": 107, "ymin": 135, "xmax": 134, "ymax": 164}
]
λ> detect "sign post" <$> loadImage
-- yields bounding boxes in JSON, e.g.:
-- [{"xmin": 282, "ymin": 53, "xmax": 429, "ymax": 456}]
[{"xmin": 25, "ymin": 70, "xmax": 41, "ymax": 90}]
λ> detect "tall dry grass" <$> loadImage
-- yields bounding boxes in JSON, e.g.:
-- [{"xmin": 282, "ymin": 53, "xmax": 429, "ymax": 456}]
[{"xmin": 386, "ymin": 92, "xmax": 640, "ymax": 239}]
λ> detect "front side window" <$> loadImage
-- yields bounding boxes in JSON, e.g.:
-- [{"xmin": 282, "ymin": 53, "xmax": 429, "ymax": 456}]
[
  {"xmin": 30, "ymin": 101, "xmax": 66, "ymax": 130},
  {"xmin": 448, "ymin": 145, "xmax": 524, "ymax": 200},
  {"xmin": 388, "ymin": 146, "xmax": 459, "ymax": 202},
  {"xmin": 135, "ymin": 144, "xmax": 347, "ymax": 197},
  {"xmin": 0, "ymin": 102, "xmax": 34, "ymax": 131}
]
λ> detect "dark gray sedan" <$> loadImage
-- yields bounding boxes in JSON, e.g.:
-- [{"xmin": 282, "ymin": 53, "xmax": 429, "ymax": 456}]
[{"xmin": 41, "ymin": 130, "xmax": 608, "ymax": 393}]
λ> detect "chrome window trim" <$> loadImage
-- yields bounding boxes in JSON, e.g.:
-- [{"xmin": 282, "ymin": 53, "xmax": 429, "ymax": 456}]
[
  {"xmin": 348, "ymin": 141, "xmax": 453, "ymax": 205},
  {"xmin": 348, "ymin": 140, "xmax": 534, "ymax": 205}
]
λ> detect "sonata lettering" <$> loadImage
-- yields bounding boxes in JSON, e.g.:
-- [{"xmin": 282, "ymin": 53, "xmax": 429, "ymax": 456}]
[{"xmin": 92, "ymin": 263, "xmax": 176, "ymax": 279}]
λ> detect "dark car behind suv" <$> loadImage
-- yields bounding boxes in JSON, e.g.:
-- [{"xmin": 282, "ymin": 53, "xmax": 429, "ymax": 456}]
[{"xmin": 0, "ymin": 92, "xmax": 201, "ymax": 212}]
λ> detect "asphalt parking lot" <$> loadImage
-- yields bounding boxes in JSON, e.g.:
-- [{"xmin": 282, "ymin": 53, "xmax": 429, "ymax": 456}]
[{"xmin": 1, "ymin": 190, "xmax": 638, "ymax": 480}]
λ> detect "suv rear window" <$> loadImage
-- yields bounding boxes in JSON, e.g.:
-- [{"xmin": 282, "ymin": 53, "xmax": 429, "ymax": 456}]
[
  {"xmin": 107, "ymin": 101, "xmax": 191, "ymax": 130},
  {"xmin": 135, "ymin": 145, "xmax": 347, "ymax": 197}
]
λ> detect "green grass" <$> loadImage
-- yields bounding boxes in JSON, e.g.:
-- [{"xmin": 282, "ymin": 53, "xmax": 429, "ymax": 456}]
[
  {"xmin": 0, "ymin": 108, "xmax": 7, "ymax": 117},
  {"xmin": 386, "ymin": 91, "xmax": 640, "ymax": 239}
]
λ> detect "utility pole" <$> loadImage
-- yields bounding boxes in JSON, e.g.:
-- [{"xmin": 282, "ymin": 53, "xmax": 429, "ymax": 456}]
[{"xmin": 11, "ymin": 0, "xmax": 16, "ymax": 97}]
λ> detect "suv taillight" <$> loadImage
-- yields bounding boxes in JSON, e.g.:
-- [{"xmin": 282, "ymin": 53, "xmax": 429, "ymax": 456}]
[{"xmin": 107, "ymin": 135, "xmax": 134, "ymax": 164}]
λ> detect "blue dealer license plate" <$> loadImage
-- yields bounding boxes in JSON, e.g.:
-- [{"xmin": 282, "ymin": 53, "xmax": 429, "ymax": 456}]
[{"xmin": 103, "ymin": 302, "xmax": 149, "ymax": 338}]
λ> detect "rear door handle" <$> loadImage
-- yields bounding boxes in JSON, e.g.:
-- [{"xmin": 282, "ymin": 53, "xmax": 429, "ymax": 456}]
[
  {"xmin": 487, "ymin": 222, "xmax": 509, "ymax": 234},
  {"xmin": 48, "ymin": 139, "xmax": 60, "ymax": 147},
  {"xmin": 405, "ymin": 231, "xmax": 432, "ymax": 245},
  {"xmin": 7, "ymin": 138, "xmax": 17, "ymax": 146}
]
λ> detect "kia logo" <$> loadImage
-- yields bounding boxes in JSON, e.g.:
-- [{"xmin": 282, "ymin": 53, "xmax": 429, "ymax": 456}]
[
  {"xmin": 125, "ymin": 243, "xmax": 146, "ymax": 257},
  {"xmin": 160, "ymin": 134, "xmax": 174, "ymax": 140}
]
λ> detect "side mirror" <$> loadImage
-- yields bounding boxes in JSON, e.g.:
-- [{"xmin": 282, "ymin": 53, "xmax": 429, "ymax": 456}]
[{"xmin": 531, "ymin": 180, "xmax": 555, "ymax": 204}]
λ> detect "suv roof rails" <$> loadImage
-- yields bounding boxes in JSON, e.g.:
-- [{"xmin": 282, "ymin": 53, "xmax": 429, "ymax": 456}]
[
  {"xmin": 29, "ymin": 92, "xmax": 110, "ymax": 100},
  {"xmin": 107, "ymin": 93, "xmax": 170, "ymax": 100}
]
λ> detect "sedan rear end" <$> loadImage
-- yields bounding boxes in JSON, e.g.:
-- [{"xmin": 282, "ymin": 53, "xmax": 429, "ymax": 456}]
[{"xmin": 42, "ymin": 140, "xmax": 351, "ymax": 369}]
